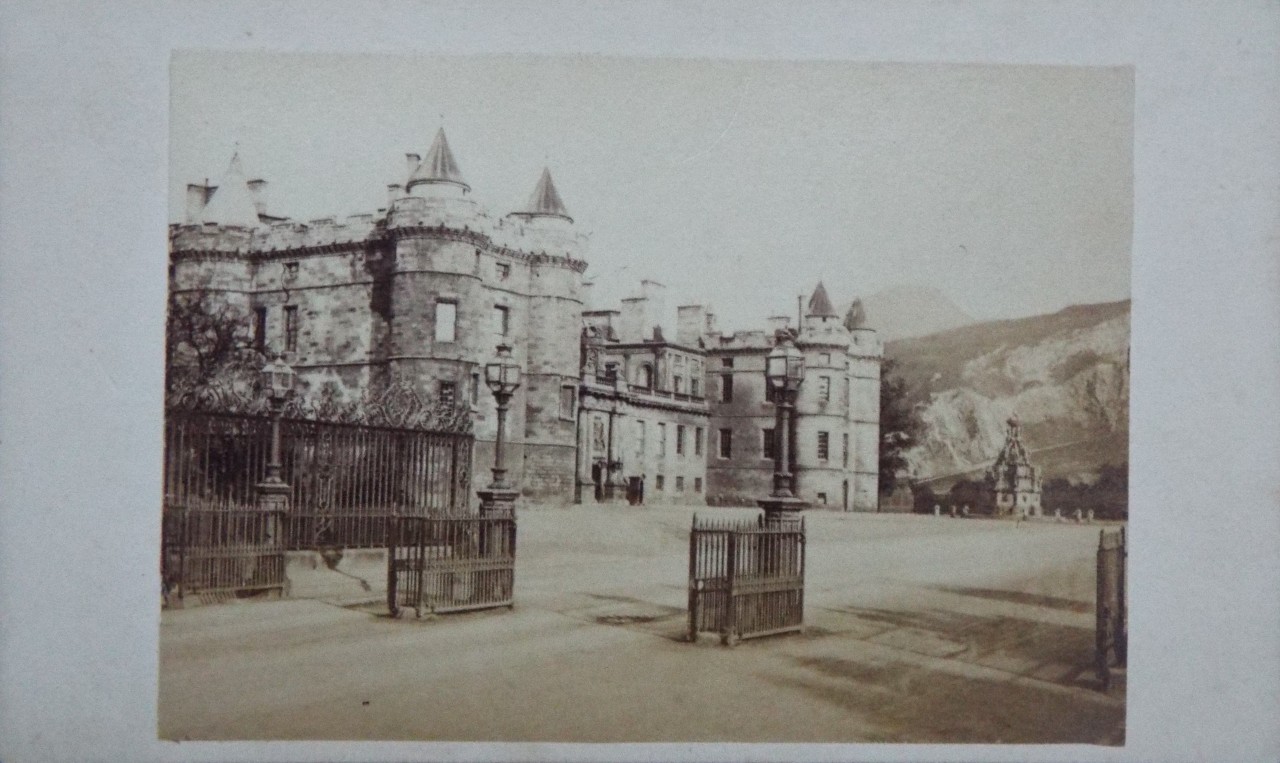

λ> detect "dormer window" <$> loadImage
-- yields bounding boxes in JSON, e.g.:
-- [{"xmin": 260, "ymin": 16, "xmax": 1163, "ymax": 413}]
[
  {"xmin": 283, "ymin": 261, "xmax": 299, "ymax": 282},
  {"xmin": 496, "ymin": 263, "xmax": 511, "ymax": 281}
]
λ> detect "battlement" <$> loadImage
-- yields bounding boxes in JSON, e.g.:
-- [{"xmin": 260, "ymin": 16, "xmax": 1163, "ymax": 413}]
[{"xmin": 169, "ymin": 213, "xmax": 385, "ymax": 258}]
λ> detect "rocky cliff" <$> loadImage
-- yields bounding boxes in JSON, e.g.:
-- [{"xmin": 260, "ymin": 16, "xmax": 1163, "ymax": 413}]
[{"xmin": 885, "ymin": 300, "xmax": 1130, "ymax": 486}]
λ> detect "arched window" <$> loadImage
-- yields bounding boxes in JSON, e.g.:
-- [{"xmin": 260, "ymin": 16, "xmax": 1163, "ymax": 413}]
[{"xmin": 636, "ymin": 363, "xmax": 654, "ymax": 388}]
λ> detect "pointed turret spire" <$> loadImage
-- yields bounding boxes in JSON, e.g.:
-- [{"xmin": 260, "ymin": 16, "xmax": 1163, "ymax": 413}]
[
  {"xmin": 844, "ymin": 298, "xmax": 868, "ymax": 331},
  {"xmin": 406, "ymin": 128, "xmax": 470, "ymax": 192},
  {"xmin": 806, "ymin": 281, "xmax": 839, "ymax": 318},
  {"xmin": 199, "ymin": 151, "xmax": 262, "ymax": 228},
  {"xmin": 510, "ymin": 167, "xmax": 573, "ymax": 223}
]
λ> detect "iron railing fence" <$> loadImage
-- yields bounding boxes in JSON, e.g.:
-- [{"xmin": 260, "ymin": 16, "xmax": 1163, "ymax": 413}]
[
  {"xmin": 387, "ymin": 515, "xmax": 517, "ymax": 617},
  {"xmin": 161, "ymin": 506, "xmax": 287, "ymax": 606},
  {"xmin": 163, "ymin": 408, "xmax": 475, "ymax": 552},
  {"xmin": 1096, "ymin": 526, "xmax": 1128, "ymax": 690},
  {"xmin": 688, "ymin": 513, "xmax": 806, "ymax": 645}
]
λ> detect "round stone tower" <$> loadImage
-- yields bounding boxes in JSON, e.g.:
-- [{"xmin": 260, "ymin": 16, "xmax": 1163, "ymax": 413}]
[
  {"xmin": 794, "ymin": 282, "xmax": 856, "ymax": 509},
  {"xmin": 844, "ymin": 297, "xmax": 883, "ymax": 512},
  {"xmin": 384, "ymin": 128, "xmax": 495, "ymax": 419},
  {"xmin": 501, "ymin": 168, "xmax": 587, "ymax": 499}
]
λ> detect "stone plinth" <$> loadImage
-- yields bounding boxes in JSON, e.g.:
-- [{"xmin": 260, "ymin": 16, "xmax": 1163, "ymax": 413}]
[
  {"xmin": 477, "ymin": 487, "xmax": 520, "ymax": 517},
  {"xmin": 757, "ymin": 494, "xmax": 809, "ymax": 529}
]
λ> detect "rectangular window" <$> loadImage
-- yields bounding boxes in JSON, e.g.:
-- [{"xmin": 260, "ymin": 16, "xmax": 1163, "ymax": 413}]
[
  {"xmin": 691, "ymin": 377, "xmax": 701, "ymax": 398},
  {"xmin": 658, "ymin": 423, "xmax": 667, "ymax": 457},
  {"xmin": 656, "ymin": 475, "xmax": 665, "ymax": 491},
  {"xmin": 471, "ymin": 372, "xmax": 481, "ymax": 405},
  {"xmin": 253, "ymin": 306, "xmax": 267, "ymax": 353},
  {"xmin": 817, "ymin": 492, "xmax": 828, "ymax": 505},
  {"xmin": 762, "ymin": 427, "xmax": 776, "ymax": 461},
  {"xmin": 636, "ymin": 420, "xmax": 646, "ymax": 457},
  {"xmin": 817, "ymin": 431, "xmax": 830, "ymax": 461},
  {"xmin": 819, "ymin": 352, "xmax": 830, "ymax": 365},
  {"xmin": 843, "ymin": 432, "xmax": 850, "ymax": 468},
  {"xmin": 718, "ymin": 428, "xmax": 733, "ymax": 459},
  {"xmin": 694, "ymin": 427, "xmax": 704, "ymax": 456},
  {"xmin": 435, "ymin": 301, "xmax": 457, "ymax": 342},
  {"xmin": 694, "ymin": 477, "xmax": 703, "ymax": 493},
  {"xmin": 676, "ymin": 425, "xmax": 686, "ymax": 455},
  {"xmin": 819, "ymin": 376, "xmax": 831, "ymax": 401},
  {"xmin": 559, "ymin": 384, "xmax": 576, "ymax": 420},
  {"xmin": 283, "ymin": 305, "xmax": 298, "ymax": 352},
  {"xmin": 765, "ymin": 380, "xmax": 778, "ymax": 403},
  {"xmin": 438, "ymin": 381, "xmax": 456, "ymax": 408},
  {"xmin": 496, "ymin": 262, "xmax": 511, "ymax": 280},
  {"xmin": 720, "ymin": 374, "xmax": 734, "ymax": 403},
  {"xmin": 494, "ymin": 305, "xmax": 510, "ymax": 336},
  {"xmin": 675, "ymin": 476, "xmax": 684, "ymax": 493},
  {"xmin": 721, "ymin": 357, "xmax": 734, "ymax": 368}
]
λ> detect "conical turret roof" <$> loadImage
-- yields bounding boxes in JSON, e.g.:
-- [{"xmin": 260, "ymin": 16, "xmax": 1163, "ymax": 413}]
[
  {"xmin": 807, "ymin": 281, "xmax": 839, "ymax": 318},
  {"xmin": 199, "ymin": 152, "xmax": 262, "ymax": 228},
  {"xmin": 844, "ymin": 298, "xmax": 868, "ymax": 330},
  {"xmin": 407, "ymin": 128, "xmax": 469, "ymax": 191},
  {"xmin": 510, "ymin": 167, "xmax": 572, "ymax": 222}
]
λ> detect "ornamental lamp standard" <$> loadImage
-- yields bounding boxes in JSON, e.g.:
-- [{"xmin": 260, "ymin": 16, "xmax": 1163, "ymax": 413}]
[
  {"xmin": 764, "ymin": 332, "xmax": 804, "ymax": 498},
  {"xmin": 259, "ymin": 355, "xmax": 296, "ymax": 485},
  {"xmin": 483, "ymin": 343, "xmax": 522, "ymax": 491}
]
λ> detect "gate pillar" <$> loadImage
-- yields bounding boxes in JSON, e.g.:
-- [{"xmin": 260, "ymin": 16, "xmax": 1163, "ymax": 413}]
[{"xmin": 254, "ymin": 479, "xmax": 290, "ymax": 598}]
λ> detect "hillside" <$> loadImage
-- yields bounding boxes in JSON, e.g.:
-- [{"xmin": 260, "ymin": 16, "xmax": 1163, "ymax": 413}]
[
  {"xmin": 857, "ymin": 285, "xmax": 976, "ymax": 342},
  {"xmin": 885, "ymin": 300, "xmax": 1130, "ymax": 486}
]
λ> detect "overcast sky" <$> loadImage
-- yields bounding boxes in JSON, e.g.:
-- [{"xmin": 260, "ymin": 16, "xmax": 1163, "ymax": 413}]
[{"xmin": 172, "ymin": 53, "xmax": 1132, "ymax": 330}]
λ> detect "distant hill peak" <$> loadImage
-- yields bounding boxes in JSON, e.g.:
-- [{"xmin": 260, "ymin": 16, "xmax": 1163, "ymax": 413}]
[{"xmin": 852, "ymin": 285, "xmax": 975, "ymax": 342}]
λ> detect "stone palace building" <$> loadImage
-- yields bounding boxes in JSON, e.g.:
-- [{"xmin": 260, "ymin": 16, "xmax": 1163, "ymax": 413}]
[{"xmin": 169, "ymin": 129, "xmax": 883, "ymax": 510}]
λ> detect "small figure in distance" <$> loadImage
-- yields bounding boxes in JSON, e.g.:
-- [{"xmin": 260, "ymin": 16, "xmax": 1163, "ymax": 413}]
[
  {"xmin": 934, "ymin": 504, "xmax": 941, "ymax": 517},
  {"xmin": 962, "ymin": 504, "xmax": 971, "ymax": 518}
]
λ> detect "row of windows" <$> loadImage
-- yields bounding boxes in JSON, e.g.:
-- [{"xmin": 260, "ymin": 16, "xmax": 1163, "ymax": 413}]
[
  {"xmin": 718, "ymin": 372, "xmax": 842, "ymax": 404},
  {"xmin": 433, "ymin": 301, "xmax": 511, "ymax": 343},
  {"xmin": 254, "ymin": 305, "xmax": 300, "ymax": 353},
  {"xmin": 636, "ymin": 422, "xmax": 704, "ymax": 459},
  {"xmin": 653, "ymin": 475, "xmax": 703, "ymax": 493},
  {"xmin": 717, "ymin": 427, "xmax": 850, "ymax": 465}
]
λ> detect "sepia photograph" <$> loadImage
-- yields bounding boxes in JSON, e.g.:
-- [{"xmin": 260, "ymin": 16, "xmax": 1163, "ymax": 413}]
[{"xmin": 156, "ymin": 52, "xmax": 1133, "ymax": 744}]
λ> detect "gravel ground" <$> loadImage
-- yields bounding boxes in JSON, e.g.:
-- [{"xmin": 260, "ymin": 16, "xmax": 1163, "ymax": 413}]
[{"xmin": 159, "ymin": 505, "xmax": 1125, "ymax": 743}]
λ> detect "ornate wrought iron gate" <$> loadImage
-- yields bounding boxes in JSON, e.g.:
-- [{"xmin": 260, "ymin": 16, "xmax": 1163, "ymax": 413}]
[
  {"xmin": 687, "ymin": 514, "xmax": 806, "ymax": 645},
  {"xmin": 387, "ymin": 515, "xmax": 517, "ymax": 617},
  {"xmin": 162, "ymin": 382, "xmax": 474, "ymax": 605},
  {"xmin": 1096, "ymin": 526, "xmax": 1128, "ymax": 689}
]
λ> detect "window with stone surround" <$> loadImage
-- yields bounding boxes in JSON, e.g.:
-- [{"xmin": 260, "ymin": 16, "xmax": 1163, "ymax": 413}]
[
  {"xmin": 676, "ymin": 425, "xmax": 686, "ymax": 455},
  {"xmin": 658, "ymin": 423, "xmax": 667, "ymax": 457},
  {"xmin": 494, "ymin": 304, "xmax": 510, "ymax": 336},
  {"xmin": 559, "ymin": 384, "xmax": 575, "ymax": 420},
  {"xmin": 843, "ymin": 432, "xmax": 849, "ymax": 468},
  {"xmin": 819, "ymin": 376, "xmax": 831, "ymax": 401},
  {"xmin": 253, "ymin": 306, "xmax": 267, "ymax": 354},
  {"xmin": 720, "ymin": 373, "xmax": 733, "ymax": 403},
  {"xmin": 283, "ymin": 305, "xmax": 298, "ymax": 352},
  {"xmin": 819, "ymin": 352, "xmax": 830, "ymax": 365},
  {"xmin": 435, "ymin": 300, "xmax": 457, "ymax": 342},
  {"xmin": 496, "ymin": 262, "xmax": 511, "ymax": 281},
  {"xmin": 438, "ymin": 381, "xmax": 456, "ymax": 408},
  {"xmin": 675, "ymin": 476, "xmax": 684, "ymax": 493},
  {"xmin": 472, "ymin": 373, "xmax": 481, "ymax": 406},
  {"xmin": 656, "ymin": 475, "xmax": 665, "ymax": 491},
  {"xmin": 817, "ymin": 431, "xmax": 830, "ymax": 461},
  {"xmin": 695, "ymin": 427, "xmax": 704, "ymax": 456},
  {"xmin": 718, "ymin": 428, "xmax": 732, "ymax": 459},
  {"xmin": 694, "ymin": 477, "xmax": 703, "ymax": 493},
  {"xmin": 762, "ymin": 427, "xmax": 776, "ymax": 461}
]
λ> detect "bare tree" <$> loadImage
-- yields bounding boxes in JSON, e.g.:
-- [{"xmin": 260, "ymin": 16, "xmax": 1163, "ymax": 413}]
[{"xmin": 165, "ymin": 285, "xmax": 262, "ymax": 397}]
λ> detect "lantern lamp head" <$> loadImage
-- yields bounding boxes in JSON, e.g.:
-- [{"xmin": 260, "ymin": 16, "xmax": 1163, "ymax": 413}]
[
  {"xmin": 485, "ymin": 343, "xmax": 522, "ymax": 396},
  {"xmin": 765, "ymin": 333, "xmax": 805, "ymax": 391},
  {"xmin": 260, "ymin": 355, "xmax": 296, "ymax": 404}
]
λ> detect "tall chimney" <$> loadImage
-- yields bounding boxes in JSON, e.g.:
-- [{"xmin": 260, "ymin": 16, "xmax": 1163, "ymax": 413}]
[
  {"xmin": 387, "ymin": 183, "xmax": 403, "ymax": 208},
  {"xmin": 185, "ymin": 182, "xmax": 215, "ymax": 224},
  {"xmin": 246, "ymin": 179, "xmax": 268, "ymax": 216},
  {"xmin": 619, "ymin": 297, "xmax": 646, "ymax": 344},
  {"xmin": 676, "ymin": 305, "xmax": 706, "ymax": 346},
  {"xmin": 768, "ymin": 315, "xmax": 792, "ymax": 333},
  {"xmin": 581, "ymin": 281, "xmax": 595, "ymax": 310},
  {"xmin": 405, "ymin": 153, "xmax": 421, "ymax": 177}
]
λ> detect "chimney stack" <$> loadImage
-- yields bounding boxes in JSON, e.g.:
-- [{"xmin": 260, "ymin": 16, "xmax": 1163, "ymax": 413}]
[
  {"xmin": 246, "ymin": 179, "xmax": 268, "ymax": 216},
  {"xmin": 768, "ymin": 315, "xmax": 792, "ymax": 333},
  {"xmin": 405, "ymin": 153, "xmax": 421, "ymax": 177},
  {"xmin": 387, "ymin": 183, "xmax": 403, "ymax": 208},
  {"xmin": 184, "ymin": 182, "xmax": 215, "ymax": 224},
  {"xmin": 676, "ymin": 305, "xmax": 706, "ymax": 346}
]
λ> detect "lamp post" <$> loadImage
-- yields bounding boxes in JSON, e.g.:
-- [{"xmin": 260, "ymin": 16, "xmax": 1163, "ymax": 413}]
[
  {"xmin": 478, "ymin": 344, "xmax": 522, "ymax": 517},
  {"xmin": 758, "ymin": 331, "xmax": 808, "ymax": 526},
  {"xmin": 255, "ymin": 355, "xmax": 295, "ymax": 589}
]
